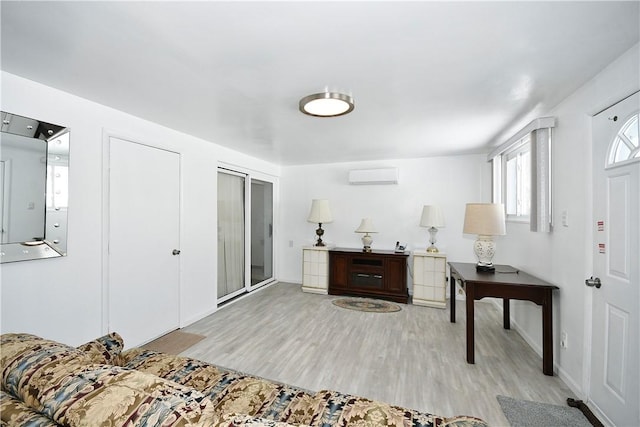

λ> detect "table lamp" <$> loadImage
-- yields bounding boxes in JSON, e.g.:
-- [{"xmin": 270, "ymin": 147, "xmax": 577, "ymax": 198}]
[
  {"xmin": 419, "ymin": 205, "xmax": 445, "ymax": 253},
  {"xmin": 307, "ymin": 199, "xmax": 333, "ymax": 246},
  {"xmin": 355, "ymin": 218, "xmax": 378, "ymax": 252},
  {"xmin": 463, "ymin": 203, "xmax": 506, "ymax": 272}
]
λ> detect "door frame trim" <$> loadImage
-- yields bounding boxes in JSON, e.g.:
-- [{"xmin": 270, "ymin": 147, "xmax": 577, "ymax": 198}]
[{"xmin": 101, "ymin": 129, "xmax": 183, "ymax": 335}]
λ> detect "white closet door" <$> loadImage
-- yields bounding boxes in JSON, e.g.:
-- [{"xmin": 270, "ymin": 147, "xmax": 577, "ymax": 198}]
[{"xmin": 108, "ymin": 137, "xmax": 180, "ymax": 348}]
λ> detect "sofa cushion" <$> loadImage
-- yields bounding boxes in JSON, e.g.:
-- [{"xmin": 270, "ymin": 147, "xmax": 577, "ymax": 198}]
[
  {"xmin": 312, "ymin": 390, "xmax": 487, "ymax": 427},
  {"xmin": 1, "ymin": 333, "xmax": 218, "ymax": 426},
  {"xmin": 121, "ymin": 348, "xmax": 227, "ymax": 390},
  {"xmin": 0, "ymin": 333, "xmax": 93, "ymax": 409},
  {"xmin": 219, "ymin": 413, "xmax": 307, "ymax": 427},
  {"xmin": 76, "ymin": 332, "xmax": 124, "ymax": 365},
  {"xmin": 42, "ymin": 366, "xmax": 217, "ymax": 426},
  {"xmin": 121, "ymin": 348, "xmax": 325, "ymax": 425},
  {"xmin": 0, "ymin": 390, "xmax": 60, "ymax": 426}
]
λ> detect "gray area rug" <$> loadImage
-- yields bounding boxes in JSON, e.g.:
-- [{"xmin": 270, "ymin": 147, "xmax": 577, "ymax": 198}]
[{"xmin": 497, "ymin": 395, "xmax": 592, "ymax": 427}]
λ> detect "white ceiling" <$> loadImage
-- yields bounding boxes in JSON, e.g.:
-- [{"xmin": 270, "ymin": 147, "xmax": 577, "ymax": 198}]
[{"xmin": 1, "ymin": 1, "xmax": 638, "ymax": 166}]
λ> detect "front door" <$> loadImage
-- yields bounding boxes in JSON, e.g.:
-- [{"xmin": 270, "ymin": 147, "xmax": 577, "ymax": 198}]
[
  {"xmin": 589, "ymin": 92, "xmax": 639, "ymax": 426},
  {"xmin": 108, "ymin": 137, "xmax": 181, "ymax": 348}
]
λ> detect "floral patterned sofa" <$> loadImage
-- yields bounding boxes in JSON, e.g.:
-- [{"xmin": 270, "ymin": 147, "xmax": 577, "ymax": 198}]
[{"xmin": 0, "ymin": 333, "xmax": 488, "ymax": 427}]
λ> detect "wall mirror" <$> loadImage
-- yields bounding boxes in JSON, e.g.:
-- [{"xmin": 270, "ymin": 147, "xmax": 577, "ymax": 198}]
[{"xmin": 0, "ymin": 111, "xmax": 69, "ymax": 263}]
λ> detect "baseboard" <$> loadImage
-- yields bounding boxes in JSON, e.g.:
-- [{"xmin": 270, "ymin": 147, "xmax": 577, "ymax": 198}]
[
  {"xmin": 489, "ymin": 300, "xmax": 585, "ymax": 400},
  {"xmin": 586, "ymin": 398, "xmax": 615, "ymax": 427},
  {"xmin": 555, "ymin": 362, "xmax": 586, "ymax": 401},
  {"xmin": 301, "ymin": 286, "xmax": 328, "ymax": 295},
  {"xmin": 180, "ymin": 281, "xmax": 282, "ymax": 328},
  {"xmin": 180, "ymin": 306, "xmax": 217, "ymax": 329}
]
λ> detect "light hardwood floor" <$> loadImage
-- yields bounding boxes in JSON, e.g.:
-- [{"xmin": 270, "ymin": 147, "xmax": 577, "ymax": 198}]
[{"xmin": 182, "ymin": 282, "xmax": 575, "ymax": 426}]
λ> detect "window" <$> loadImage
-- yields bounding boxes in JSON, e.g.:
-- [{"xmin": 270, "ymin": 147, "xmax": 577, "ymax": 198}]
[
  {"xmin": 607, "ymin": 113, "xmax": 639, "ymax": 167},
  {"xmin": 503, "ymin": 136, "xmax": 531, "ymax": 219},
  {"xmin": 490, "ymin": 117, "xmax": 554, "ymax": 232}
]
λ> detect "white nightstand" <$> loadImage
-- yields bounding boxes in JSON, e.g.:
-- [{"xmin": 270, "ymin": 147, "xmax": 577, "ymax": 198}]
[
  {"xmin": 301, "ymin": 246, "xmax": 331, "ymax": 294},
  {"xmin": 412, "ymin": 251, "xmax": 447, "ymax": 308}
]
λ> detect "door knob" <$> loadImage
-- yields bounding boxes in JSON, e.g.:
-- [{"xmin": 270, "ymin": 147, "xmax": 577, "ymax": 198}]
[
  {"xmin": 172, "ymin": 249, "xmax": 181, "ymax": 255},
  {"xmin": 585, "ymin": 276, "xmax": 601, "ymax": 288}
]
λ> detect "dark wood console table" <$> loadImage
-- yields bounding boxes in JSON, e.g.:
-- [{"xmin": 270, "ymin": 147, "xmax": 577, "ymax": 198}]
[
  {"xmin": 329, "ymin": 248, "xmax": 408, "ymax": 303},
  {"xmin": 448, "ymin": 262, "xmax": 559, "ymax": 376}
]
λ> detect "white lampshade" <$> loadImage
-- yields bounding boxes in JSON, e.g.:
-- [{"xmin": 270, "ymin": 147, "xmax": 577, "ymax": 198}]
[
  {"xmin": 307, "ymin": 199, "xmax": 333, "ymax": 224},
  {"xmin": 463, "ymin": 203, "xmax": 506, "ymax": 270},
  {"xmin": 420, "ymin": 205, "xmax": 445, "ymax": 228},
  {"xmin": 355, "ymin": 218, "xmax": 378, "ymax": 234},
  {"xmin": 463, "ymin": 203, "xmax": 506, "ymax": 236}
]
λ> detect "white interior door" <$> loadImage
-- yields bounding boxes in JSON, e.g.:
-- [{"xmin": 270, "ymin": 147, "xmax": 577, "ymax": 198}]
[
  {"xmin": 108, "ymin": 137, "xmax": 181, "ymax": 348},
  {"xmin": 590, "ymin": 92, "xmax": 639, "ymax": 426}
]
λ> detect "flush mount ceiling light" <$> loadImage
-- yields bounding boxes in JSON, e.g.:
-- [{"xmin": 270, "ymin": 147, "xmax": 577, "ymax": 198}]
[{"xmin": 299, "ymin": 92, "xmax": 354, "ymax": 117}]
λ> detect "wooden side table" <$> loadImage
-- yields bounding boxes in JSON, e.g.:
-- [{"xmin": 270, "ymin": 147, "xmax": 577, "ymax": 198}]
[
  {"xmin": 449, "ymin": 262, "xmax": 559, "ymax": 375},
  {"xmin": 301, "ymin": 246, "xmax": 330, "ymax": 294},
  {"xmin": 412, "ymin": 251, "xmax": 447, "ymax": 308}
]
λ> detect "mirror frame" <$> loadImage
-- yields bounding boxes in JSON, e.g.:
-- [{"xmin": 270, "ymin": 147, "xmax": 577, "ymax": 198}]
[{"xmin": 1, "ymin": 111, "xmax": 70, "ymax": 263}]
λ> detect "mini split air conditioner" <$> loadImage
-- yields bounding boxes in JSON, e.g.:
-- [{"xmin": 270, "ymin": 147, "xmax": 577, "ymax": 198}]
[{"xmin": 348, "ymin": 168, "xmax": 399, "ymax": 185}]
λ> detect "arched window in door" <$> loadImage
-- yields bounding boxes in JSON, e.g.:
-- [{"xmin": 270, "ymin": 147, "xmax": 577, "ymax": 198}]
[{"xmin": 607, "ymin": 113, "xmax": 639, "ymax": 167}]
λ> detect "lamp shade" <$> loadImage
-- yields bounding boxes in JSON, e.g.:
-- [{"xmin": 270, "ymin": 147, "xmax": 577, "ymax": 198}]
[
  {"xmin": 463, "ymin": 203, "xmax": 506, "ymax": 236},
  {"xmin": 420, "ymin": 205, "xmax": 445, "ymax": 228},
  {"xmin": 307, "ymin": 199, "xmax": 333, "ymax": 224},
  {"xmin": 355, "ymin": 218, "xmax": 377, "ymax": 233}
]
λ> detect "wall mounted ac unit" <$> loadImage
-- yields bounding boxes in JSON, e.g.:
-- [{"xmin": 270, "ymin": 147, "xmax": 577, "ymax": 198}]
[{"xmin": 348, "ymin": 168, "xmax": 399, "ymax": 185}]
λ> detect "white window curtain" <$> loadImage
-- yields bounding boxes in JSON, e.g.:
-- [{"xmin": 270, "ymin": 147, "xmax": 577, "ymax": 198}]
[
  {"xmin": 217, "ymin": 171, "xmax": 245, "ymax": 298},
  {"xmin": 489, "ymin": 117, "xmax": 555, "ymax": 232}
]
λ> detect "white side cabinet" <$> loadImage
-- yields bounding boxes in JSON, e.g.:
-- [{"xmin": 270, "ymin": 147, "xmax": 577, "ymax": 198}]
[
  {"xmin": 412, "ymin": 251, "xmax": 447, "ymax": 308},
  {"xmin": 301, "ymin": 246, "xmax": 331, "ymax": 294}
]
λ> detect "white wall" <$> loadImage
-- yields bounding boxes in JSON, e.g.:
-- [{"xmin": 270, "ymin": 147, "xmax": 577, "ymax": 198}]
[
  {"xmin": 0, "ymin": 72, "xmax": 280, "ymax": 346},
  {"xmin": 497, "ymin": 43, "xmax": 639, "ymax": 395},
  {"xmin": 277, "ymin": 155, "xmax": 492, "ymax": 288}
]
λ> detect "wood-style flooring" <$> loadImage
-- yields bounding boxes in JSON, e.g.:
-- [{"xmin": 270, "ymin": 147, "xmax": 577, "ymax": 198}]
[{"xmin": 182, "ymin": 282, "xmax": 575, "ymax": 426}]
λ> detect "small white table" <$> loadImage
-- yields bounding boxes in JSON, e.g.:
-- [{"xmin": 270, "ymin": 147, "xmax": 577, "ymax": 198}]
[
  {"xmin": 412, "ymin": 251, "xmax": 447, "ymax": 308},
  {"xmin": 301, "ymin": 246, "xmax": 331, "ymax": 294}
]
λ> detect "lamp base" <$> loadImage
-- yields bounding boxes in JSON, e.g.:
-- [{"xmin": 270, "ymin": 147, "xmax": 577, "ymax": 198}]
[
  {"xmin": 476, "ymin": 264, "xmax": 495, "ymax": 273},
  {"xmin": 314, "ymin": 223, "xmax": 326, "ymax": 247},
  {"xmin": 361, "ymin": 233, "xmax": 373, "ymax": 252},
  {"xmin": 426, "ymin": 227, "xmax": 440, "ymax": 253},
  {"xmin": 473, "ymin": 235, "xmax": 496, "ymax": 270}
]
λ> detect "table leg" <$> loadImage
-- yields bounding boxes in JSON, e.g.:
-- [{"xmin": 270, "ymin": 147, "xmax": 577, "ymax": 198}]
[
  {"xmin": 450, "ymin": 274, "xmax": 456, "ymax": 323},
  {"xmin": 542, "ymin": 290, "xmax": 554, "ymax": 375},
  {"xmin": 503, "ymin": 298, "xmax": 510, "ymax": 329},
  {"xmin": 466, "ymin": 282, "xmax": 475, "ymax": 364}
]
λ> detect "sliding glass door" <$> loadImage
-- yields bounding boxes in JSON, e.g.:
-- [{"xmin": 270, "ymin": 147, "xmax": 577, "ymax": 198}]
[
  {"xmin": 217, "ymin": 169, "xmax": 274, "ymax": 303},
  {"xmin": 217, "ymin": 171, "xmax": 246, "ymax": 301},
  {"xmin": 250, "ymin": 179, "xmax": 273, "ymax": 287}
]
